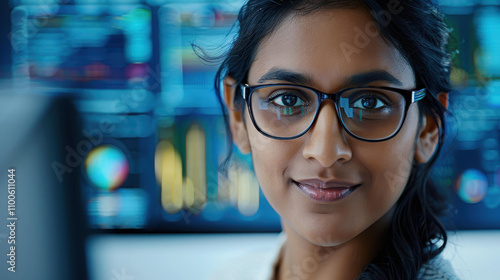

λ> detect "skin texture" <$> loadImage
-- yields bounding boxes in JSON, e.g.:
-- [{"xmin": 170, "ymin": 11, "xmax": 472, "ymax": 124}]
[{"xmin": 224, "ymin": 8, "xmax": 446, "ymax": 280}]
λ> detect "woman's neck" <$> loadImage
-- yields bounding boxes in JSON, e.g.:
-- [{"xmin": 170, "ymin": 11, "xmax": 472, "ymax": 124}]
[{"xmin": 277, "ymin": 208, "xmax": 394, "ymax": 280}]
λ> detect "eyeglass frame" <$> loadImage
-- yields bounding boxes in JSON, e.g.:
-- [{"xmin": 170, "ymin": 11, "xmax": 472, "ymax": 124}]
[{"xmin": 239, "ymin": 83, "xmax": 427, "ymax": 142}]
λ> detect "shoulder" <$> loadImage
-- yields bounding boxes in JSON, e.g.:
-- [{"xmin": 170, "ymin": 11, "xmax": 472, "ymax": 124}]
[
  {"xmin": 418, "ymin": 255, "xmax": 460, "ymax": 280},
  {"xmin": 207, "ymin": 232, "xmax": 286, "ymax": 280}
]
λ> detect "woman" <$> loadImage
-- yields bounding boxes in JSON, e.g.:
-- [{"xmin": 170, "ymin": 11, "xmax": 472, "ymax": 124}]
[{"xmin": 205, "ymin": 0, "xmax": 457, "ymax": 279}]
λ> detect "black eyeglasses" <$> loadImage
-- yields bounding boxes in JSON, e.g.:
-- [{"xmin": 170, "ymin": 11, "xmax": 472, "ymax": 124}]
[{"xmin": 240, "ymin": 83, "xmax": 426, "ymax": 142}]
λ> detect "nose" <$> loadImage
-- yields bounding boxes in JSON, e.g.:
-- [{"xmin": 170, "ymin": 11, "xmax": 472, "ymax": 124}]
[{"xmin": 302, "ymin": 100, "xmax": 353, "ymax": 167}]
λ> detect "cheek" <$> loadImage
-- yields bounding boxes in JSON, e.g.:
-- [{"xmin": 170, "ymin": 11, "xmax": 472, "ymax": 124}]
[
  {"xmin": 355, "ymin": 111, "xmax": 419, "ymax": 210},
  {"xmin": 245, "ymin": 113, "xmax": 288, "ymax": 189},
  {"xmin": 244, "ymin": 112, "xmax": 303, "ymax": 210},
  {"xmin": 359, "ymin": 143, "xmax": 413, "ymax": 199}
]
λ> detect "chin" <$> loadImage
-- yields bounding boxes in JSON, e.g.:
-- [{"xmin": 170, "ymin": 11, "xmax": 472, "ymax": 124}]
[{"xmin": 292, "ymin": 220, "xmax": 359, "ymax": 247}]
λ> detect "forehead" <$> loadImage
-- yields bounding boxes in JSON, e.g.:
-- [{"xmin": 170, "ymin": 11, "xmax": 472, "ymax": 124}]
[{"xmin": 249, "ymin": 8, "xmax": 415, "ymax": 90}]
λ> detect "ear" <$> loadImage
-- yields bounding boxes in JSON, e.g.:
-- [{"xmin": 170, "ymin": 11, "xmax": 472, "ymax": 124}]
[
  {"xmin": 414, "ymin": 92, "xmax": 448, "ymax": 164},
  {"xmin": 223, "ymin": 76, "xmax": 251, "ymax": 154}
]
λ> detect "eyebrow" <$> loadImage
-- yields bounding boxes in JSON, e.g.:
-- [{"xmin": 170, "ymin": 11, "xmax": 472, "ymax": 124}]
[
  {"xmin": 257, "ymin": 68, "xmax": 314, "ymax": 85},
  {"xmin": 257, "ymin": 68, "xmax": 403, "ymax": 88},
  {"xmin": 345, "ymin": 70, "xmax": 403, "ymax": 87}
]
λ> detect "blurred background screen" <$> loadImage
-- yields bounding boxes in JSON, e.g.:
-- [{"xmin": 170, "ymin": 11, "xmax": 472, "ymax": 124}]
[
  {"xmin": 0, "ymin": 0, "xmax": 499, "ymax": 279},
  {"xmin": 1, "ymin": 0, "xmax": 499, "ymax": 233}
]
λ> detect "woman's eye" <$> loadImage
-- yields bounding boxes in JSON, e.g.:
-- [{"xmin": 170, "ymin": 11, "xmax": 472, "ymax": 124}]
[
  {"xmin": 272, "ymin": 94, "xmax": 305, "ymax": 107},
  {"xmin": 353, "ymin": 96, "xmax": 385, "ymax": 110}
]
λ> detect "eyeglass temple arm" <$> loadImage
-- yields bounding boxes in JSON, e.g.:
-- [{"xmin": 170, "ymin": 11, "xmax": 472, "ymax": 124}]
[
  {"xmin": 240, "ymin": 84, "xmax": 249, "ymax": 100},
  {"xmin": 411, "ymin": 89, "xmax": 426, "ymax": 103}
]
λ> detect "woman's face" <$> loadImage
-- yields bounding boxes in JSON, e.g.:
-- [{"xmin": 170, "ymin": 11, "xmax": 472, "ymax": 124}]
[{"xmin": 232, "ymin": 8, "xmax": 423, "ymax": 245}]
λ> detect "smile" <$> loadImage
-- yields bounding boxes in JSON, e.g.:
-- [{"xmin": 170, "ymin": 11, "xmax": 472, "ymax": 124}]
[{"xmin": 293, "ymin": 181, "xmax": 361, "ymax": 202}]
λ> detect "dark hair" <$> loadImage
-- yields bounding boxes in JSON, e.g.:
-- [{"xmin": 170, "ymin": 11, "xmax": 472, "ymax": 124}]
[{"xmin": 198, "ymin": 0, "xmax": 453, "ymax": 278}]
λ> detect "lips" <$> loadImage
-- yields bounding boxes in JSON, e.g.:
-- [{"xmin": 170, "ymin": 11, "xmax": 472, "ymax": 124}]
[{"xmin": 293, "ymin": 179, "xmax": 361, "ymax": 202}]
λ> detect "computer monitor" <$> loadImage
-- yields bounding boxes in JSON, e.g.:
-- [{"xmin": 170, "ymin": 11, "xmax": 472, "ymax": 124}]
[{"xmin": 0, "ymin": 87, "xmax": 88, "ymax": 280}]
